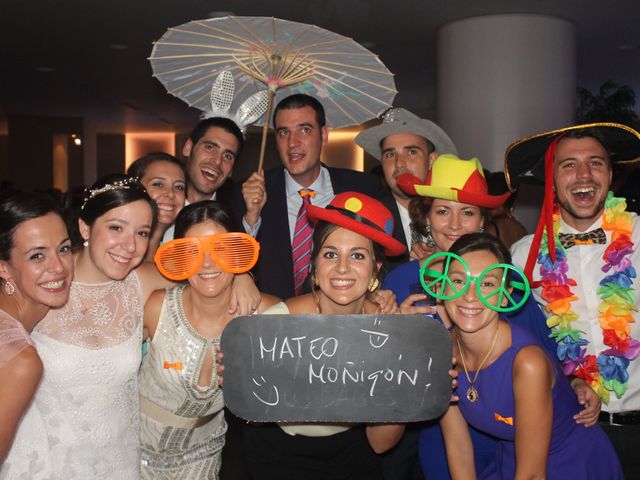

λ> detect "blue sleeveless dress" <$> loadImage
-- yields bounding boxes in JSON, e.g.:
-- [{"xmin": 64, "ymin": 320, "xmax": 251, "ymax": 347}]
[{"xmin": 457, "ymin": 324, "xmax": 622, "ymax": 479}]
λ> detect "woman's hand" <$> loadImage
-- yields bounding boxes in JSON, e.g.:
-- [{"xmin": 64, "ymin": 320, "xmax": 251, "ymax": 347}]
[
  {"xmin": 229, "ymin": 273, "xmax": 261, "ymax": 316},
  {"xmin": 571, "ymin": 378, "xmax": 601, "ymax": 427},
  {"xmin": 399, "ymin": 293, "xmax": 436, "ymax": 316},
  {"xmin": 409, "ymin": 241, "xmax": 437, "ymax": 262},
  {"xmin": 369, "ymin": 289, "xmax": 398, "ymax": 314}
]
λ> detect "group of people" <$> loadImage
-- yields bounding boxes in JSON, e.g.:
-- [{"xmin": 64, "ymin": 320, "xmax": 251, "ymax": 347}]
[{"xmin": 1, "ymin": 86, "xmax": 639, "ymax": 480}]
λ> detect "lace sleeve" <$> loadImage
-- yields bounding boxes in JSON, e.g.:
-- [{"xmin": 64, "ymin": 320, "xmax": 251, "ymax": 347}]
[{"xmin": 0, "ymin": 310, "xmax": 35, "ymax": 369}]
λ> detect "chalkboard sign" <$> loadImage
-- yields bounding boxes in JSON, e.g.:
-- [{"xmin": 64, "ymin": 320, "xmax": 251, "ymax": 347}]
[{"xmin": 220, "ymin": 314, "xmax": 452, "ymax": 423}]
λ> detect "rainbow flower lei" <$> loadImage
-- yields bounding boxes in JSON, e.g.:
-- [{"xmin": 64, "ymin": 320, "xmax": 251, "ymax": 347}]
[{"xmin": 538, "ymin": 192, "xmax": 639, "ymax": 403}]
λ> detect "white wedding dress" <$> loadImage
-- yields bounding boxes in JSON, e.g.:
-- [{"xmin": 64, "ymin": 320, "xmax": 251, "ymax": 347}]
[{"xmin": 1, "ymin": 272, "xmax": 143, "ymax": 480}]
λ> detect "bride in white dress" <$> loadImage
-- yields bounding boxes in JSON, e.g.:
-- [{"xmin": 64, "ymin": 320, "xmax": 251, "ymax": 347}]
[{"xmin": 3, "ymin": 175, "xmax": 260, "ymax": 480}]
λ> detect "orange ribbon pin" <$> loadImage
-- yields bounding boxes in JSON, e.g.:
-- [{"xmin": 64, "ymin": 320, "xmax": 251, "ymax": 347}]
[
  {"xmin": 494, "ymin": 412, "xmax": 513, "ymax": 426},
  {"xmin": 163, "ymin": 361, "xmax": 182, "ymax": 370}
]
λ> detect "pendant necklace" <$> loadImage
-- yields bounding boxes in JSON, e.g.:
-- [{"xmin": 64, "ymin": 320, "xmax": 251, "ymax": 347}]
[{"xmin": 456, "ymin": 325, "xmax": 500, "ymax": 403}]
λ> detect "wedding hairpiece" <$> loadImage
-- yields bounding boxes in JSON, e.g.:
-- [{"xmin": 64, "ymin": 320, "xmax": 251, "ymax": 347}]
[{"xmin": 81, "ymin": 177, "xmax": 141, "ymax": 210}]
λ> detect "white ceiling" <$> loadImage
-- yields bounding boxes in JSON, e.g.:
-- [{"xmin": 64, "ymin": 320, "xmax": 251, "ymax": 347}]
[{"xmin": 1, "ymin": 0, "xmax": 639, "ymax": 133}]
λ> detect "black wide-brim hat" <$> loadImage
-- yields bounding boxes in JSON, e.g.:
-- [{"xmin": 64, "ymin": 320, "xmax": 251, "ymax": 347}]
[{"xmin": 504, "ymin": 122, "xmax": 640, "ymax": 190}]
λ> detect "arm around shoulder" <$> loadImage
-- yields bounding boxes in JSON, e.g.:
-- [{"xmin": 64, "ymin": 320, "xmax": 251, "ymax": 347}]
[{"xmin": 0, "ymin": 346, "xmax": 43, "ymax": 462}]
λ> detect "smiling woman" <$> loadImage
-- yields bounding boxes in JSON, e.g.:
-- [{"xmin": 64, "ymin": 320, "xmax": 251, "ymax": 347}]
[
  {"xmin": 241, "ymin": 192, "xmax": 408, "ymax": 480},
  {"xmin": 439, "ymin": 232, "xmax": 623, "ymax": 479},
  {"xmin": 0, "ymin": 192, "xmax": 73, "ymax": 472},
  {"xmin": 127, "ymin": 152, "xmax": 187, "ymax": 260},
  {"xmin": 139, "ymin": 200, "xmax": 278, "ymax": 479}
]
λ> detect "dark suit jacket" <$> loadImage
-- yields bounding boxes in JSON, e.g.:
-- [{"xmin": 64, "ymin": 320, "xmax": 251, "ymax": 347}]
[
  {"xmin": 232, "ymin": 165, "xmax": 385, "ymax": 300},
  {"xmin": 379, "ymin": 194, "xmax": 411, "ymax": 275}
]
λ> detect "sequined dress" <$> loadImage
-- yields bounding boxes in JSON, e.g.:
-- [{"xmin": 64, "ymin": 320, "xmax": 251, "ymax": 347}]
[
  {"xmin": 4, "ymin": 272, "xmax": 144, "ymax": 480},
  {"xmin": 138, "ymin": 285, "xmax": 226, "ymax": 479}
]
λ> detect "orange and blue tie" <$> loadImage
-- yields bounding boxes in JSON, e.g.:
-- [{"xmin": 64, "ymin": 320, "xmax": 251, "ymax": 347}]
[{"xmin": 292, "ymin": 189, "xmax": 315, "ymax": 295}]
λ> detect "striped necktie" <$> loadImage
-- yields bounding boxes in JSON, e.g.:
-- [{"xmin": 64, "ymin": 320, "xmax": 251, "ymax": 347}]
[{"xmin": 292, "ymin": 189, "xmax": 315, "ymax": 295}]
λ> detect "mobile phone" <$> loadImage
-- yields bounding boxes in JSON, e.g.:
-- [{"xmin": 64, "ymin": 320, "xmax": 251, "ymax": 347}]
[{"xmin": 409, "ymin": 282, "xmax": 437, "ymax": 307}]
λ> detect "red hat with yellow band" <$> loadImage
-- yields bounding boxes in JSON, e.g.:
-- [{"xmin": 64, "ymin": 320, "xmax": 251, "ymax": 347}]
[
  {"xmin": 306, "ymin": 192, "xmax": 406, "ymax": 257},
  {"xmin": 396, "ymin": 154, "xmax": 511, "ymax": 209}
]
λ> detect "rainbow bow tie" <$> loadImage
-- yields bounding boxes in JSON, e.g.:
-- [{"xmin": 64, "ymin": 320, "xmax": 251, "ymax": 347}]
[{"xmin": 558, "ymin": 228, "xmax": 606, "ymax": 249}]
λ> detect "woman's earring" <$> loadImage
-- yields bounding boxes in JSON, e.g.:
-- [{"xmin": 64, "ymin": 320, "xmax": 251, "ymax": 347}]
[
  {"xmin": 368, "ymin": 277, "xmax": 380, "ymax": 292},
  {"xmin": 479, "ymin": 225, "xmax": 485, "ymax": 233},
  {"xmin": 425, "ymin": 225, "xmax": 436, "ymax": 248},
  {"xmin": 83, "ymin": 240, "xmax": 89, "ymax": 247},
  {"xmin": 3, "ymin": 281, "xmax": 15, "ymax": 296}
]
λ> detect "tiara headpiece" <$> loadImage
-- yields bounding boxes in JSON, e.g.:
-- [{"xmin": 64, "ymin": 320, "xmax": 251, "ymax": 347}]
[
  {"xmin": 81, "ymin": 177, "xmax": 141, "ymax": 210},
  {"xmin": 199, "ymin": 70, "xmax": 269, "ymax": 135}
]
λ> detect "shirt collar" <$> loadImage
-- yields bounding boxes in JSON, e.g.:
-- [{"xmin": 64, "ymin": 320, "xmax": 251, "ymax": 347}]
[{"xmin": 284, "ymin": 165, "xmax": 330, "ymax": 198}]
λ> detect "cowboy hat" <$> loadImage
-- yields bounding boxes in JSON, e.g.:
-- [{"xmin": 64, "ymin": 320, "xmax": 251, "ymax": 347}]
[{"xmin": 355, "ymin": 107, "xmax": 457, "ymax": 159}]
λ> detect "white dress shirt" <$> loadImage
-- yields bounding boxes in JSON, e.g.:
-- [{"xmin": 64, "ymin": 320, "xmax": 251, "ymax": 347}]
[
  {"xmin": 511, "ymin": 213, "xmax": 640, "ymax": 413},
  {"xmin": 244, "ymin": 166, "xmax": 335, "ymax": 243}
]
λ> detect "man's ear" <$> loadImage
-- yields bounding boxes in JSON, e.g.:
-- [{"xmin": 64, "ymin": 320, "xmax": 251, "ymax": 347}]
[
  {"xmin": 182, "ymin": 139, "xmax": 194, "ymax": 158},
  {"xmin": 320, "ymin": 126, "xmax": 329, "ymax": 147},
  {"xmin": 78, "ymin": 218, "xmax": 91, "ymax": 243},
  {"xmin": 428, "ymin": 151, "xmax": 438, "ymax": 169}
]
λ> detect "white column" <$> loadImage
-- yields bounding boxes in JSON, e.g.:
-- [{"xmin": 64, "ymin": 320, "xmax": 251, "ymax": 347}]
[{"xmin": 437, "ymin": 14, "xmax": 576, "ymax": 229}]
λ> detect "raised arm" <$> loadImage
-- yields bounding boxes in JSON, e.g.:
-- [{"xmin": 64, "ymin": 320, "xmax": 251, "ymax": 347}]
[{"xmin": 513, "ymin": 345, "xmax": 554, "ymax": 480}]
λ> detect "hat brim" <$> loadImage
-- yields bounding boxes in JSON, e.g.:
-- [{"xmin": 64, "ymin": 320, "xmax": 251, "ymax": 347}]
[
  {"xmin": 355, "ymin": 118, "xmax": 457, "ymax": 159},
  {"xmin": 306, "ymin": 204, "xmax": 407, "ymax": 257},
  {"xmin": 397, "ymin": 173, "xmax": 510, "ymax": 209},
  {"xmin": 504, "ymin": 122, "xmax": 640, "ymax": 190}
]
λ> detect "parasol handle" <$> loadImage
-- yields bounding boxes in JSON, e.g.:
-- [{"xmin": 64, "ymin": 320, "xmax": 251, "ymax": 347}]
[{"xmin": 257, "ymin": 88, "xmax": 276, "ymax": 172}]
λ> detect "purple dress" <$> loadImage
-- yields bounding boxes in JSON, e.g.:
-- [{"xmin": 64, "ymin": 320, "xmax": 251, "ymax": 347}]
[{"xmin": 457, "ymin": 323, "xmax": 622, "ymax": 479}]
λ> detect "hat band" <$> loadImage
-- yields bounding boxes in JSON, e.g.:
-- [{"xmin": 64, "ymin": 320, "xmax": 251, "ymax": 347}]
[{"xmin": 325, "ymin": 205, "xmax": 387, "ymax": 234}]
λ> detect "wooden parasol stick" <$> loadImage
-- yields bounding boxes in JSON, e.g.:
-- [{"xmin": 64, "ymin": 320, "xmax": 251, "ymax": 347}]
[{"xmin": 257, "ymin": 87, "xmax": 276, "ymax": 172}]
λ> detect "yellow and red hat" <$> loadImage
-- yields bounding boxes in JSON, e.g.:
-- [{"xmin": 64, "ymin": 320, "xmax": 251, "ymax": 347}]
[
  {"xmin": 306, "ymin": 192, "xmax": 406, "ymax": 257},
  {"xmin": 396, "ymin": 154, "xmax": 510, "ymax": 209}
]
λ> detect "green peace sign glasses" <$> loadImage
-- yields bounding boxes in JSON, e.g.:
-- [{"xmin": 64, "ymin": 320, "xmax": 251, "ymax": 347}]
[{"xmin": 418, "ymin": 252, "xmax": 531, "ymax": 312}]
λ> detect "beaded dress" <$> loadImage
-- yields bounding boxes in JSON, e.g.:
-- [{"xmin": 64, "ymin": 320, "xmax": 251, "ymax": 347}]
[
  {"xmin": 138, "ymin": 285, "xmax": 226, "ymax": 479},
  {"xmin": 0, "ymin": 310, "xmax": 55, "ymax": 480},
  {"xmin": 5, "ymin": 272, "xmax": 144, "ymax": 480}
]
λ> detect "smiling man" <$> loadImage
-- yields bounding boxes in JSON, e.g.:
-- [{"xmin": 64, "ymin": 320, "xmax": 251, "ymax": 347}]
[
  {"xmin": 355, "ymin": 108, "xmax": 457, "ymax": 260},
  {"xmin": 509, "ymin": 124, "xmax": 640, "ymax": 478},
  {"xmin": 182, "ymin": 117, "xmax": 243, "ymax": 204},
  {"xmin": 234, "ymin": 94, "xmax": 383, "ymax": 300}
]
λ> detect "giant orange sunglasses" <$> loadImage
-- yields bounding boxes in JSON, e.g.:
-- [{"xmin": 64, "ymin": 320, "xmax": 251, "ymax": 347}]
[{"xmin": 154, "ymin": 233, "xmax": 260, "ymax": 281}]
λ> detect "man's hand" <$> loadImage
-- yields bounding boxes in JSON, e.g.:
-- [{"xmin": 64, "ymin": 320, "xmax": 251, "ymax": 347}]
[
  {"xmin": 242, "ymin": 170, "xmax": 267, "ymax": 227},
  {"xmin": 410, "ymin": 241, "xmax": 437, "ymax": 262},
  {"xmin": 571, "ymin": 377, "xmax": 601, "ymax": 427}
]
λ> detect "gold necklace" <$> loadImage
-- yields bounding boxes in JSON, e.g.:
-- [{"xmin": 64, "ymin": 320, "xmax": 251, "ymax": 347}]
[{"xmin": 455, "ymin": 325, "xmax": 500, "ymax": 403}]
